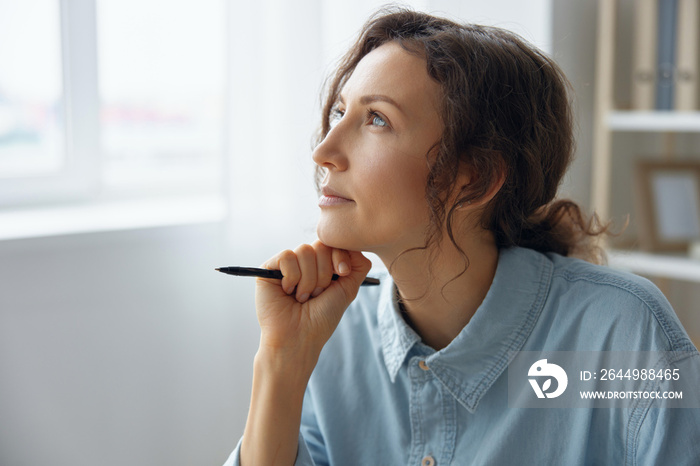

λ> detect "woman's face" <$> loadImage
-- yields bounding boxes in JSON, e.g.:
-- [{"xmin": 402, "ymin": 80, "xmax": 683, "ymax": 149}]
[{"xmin": 313, "ymin": 41, "xmax": 443, "ymax": 258}]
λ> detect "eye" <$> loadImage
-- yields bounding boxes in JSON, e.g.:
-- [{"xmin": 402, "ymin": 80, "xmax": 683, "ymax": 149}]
[
  {"xmin": 329, "ymin": 106, "xmax": 344, "ymax": 129},
  {"xmin": 367, "ymin": 109, "xmax": 388, "ymax": 128},
  {"xmin": 328, "ymin": 105, "xmax": 390, "ymax": 130}
]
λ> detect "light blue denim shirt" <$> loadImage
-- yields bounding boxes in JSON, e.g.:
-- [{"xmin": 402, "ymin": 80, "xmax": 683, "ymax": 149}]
[{"xmin": 224, "ymin": 246, "xmax": 700, "ymax": 465}]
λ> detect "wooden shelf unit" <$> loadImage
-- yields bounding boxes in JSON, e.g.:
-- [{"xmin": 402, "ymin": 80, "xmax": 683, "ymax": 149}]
[{"xmin": 592, "ymin": 0, "xmax": 700, "ymax": 282}]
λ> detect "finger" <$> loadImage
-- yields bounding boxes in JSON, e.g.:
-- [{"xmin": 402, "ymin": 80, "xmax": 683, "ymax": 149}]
[
  {"xmin": 312, "ymin": 241, "xmax": 333, "ymax": 297},
  {"xmin": 311, "ymin": 250, "xmax": 372, "ymax": 324},
  {"xmin": 331, "ymin": 250, "xmax": 372, "ymax": 303},
  {"xmin": 345, "ymin": 250, "xmax": 373, "ymax": 289},
  {"xmin": 294, "ymin": 244, "xmax": 317, "ymax": 303},
  {"xmin": 274, "ymin": 249, "xmax": 300, "ymax": 295},
  {"xmin": 331, "ymin": 249, "xmax": 352, "ymax": 276}
]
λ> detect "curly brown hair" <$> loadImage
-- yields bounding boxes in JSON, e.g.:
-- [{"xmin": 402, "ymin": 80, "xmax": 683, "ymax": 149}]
[{"xmin": 314, "ymin": 6, "xmax": 610, "ymax": 264}]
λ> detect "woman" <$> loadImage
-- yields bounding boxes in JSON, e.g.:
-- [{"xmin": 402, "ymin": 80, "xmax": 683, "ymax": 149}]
[{"xmin": 225, "ymin": 7, "xmax": 699, "ymax": 466}]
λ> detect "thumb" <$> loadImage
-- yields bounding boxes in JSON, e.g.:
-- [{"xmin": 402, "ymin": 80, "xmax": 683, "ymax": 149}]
[
  {"xmin": 332, "ymin": 250, "xmax": 372, "ymax": 302},
  {"xmin": 347, "ymin": 249, "xmax": 372, "ymax": 280},
  {"xmin": 312, "ymin": 249, "xmax": 371, "ymax": 314}
]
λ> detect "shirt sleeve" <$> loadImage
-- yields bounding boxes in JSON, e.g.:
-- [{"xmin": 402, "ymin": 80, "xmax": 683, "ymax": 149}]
[
  {"xmin": 300, "ymin": 386, "xmax": 329, "ymax": 465},
  {"xmin": 221, "ymin": 433, "xmax": 318, "ymax": 466},
  {"xmin": 634, "ymin": 352, "xmax": 700, "ymax": 466}
]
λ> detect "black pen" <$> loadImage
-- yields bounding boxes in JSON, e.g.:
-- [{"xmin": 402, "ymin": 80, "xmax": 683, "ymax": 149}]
[{"xmin": 215, "ymin": 266, "xmax": 380, "ymax": 286}]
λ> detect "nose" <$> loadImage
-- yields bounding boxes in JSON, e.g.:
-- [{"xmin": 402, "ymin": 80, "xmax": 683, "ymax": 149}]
[{"xmin": 312, "ymin": 123, "xmax": 349, "ymax": 172}]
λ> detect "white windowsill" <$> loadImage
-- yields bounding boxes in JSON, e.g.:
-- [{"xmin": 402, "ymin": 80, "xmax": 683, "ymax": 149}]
[
  {"xmin": 607, "ymin": 111, "xmax": 700, "ymax": 132},
  {"xmin": 0, "ymin": 195, "xmax": 227, "ymax": 241},
  {"xmin": 608, "ymin": 249, "xmax": 700, "ymax": 283}
]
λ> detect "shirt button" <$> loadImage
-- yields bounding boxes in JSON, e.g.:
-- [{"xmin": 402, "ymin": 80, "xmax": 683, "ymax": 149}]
[
  {"xmin": 418, "ymin": 360, "xmax": 430, "ymax": 371},
  {"xmin": 421, "ymin": 456, "xmax": 435, "ymax": 466}
]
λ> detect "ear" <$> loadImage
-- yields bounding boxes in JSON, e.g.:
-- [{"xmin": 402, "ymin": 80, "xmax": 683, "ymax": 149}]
[{"xmin": 455, "ymin": 162, "xmax": 506, "ymax": 209}]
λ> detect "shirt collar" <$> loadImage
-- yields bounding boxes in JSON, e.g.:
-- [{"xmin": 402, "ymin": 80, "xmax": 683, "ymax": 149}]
[
  {"xmin": 377, "ymin": 274, "xmax": 422, "ymax": 379},
  {"xmin": 378, "ymin": 246, "xmax": 553, "ymax": 412}
]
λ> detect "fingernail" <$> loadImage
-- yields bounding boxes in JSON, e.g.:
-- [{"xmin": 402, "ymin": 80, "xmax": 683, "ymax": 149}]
[
  {"xmin": 298, "ymin": 293, "xmax": 310, "ymax": 303},
  {"xmin": 312, "ymin": 287, "xmax": 324, "ymax": 297},
  {"xmin": 338, "ymin": 262, "xmax": 350, "ymax": 275}
]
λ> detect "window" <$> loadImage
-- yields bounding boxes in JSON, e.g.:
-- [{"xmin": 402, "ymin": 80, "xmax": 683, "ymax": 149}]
[
  {"xmin": 0, "ymin": 0, "xmax": 226, "ymax": 212},
  {"xmin": 97, "ymin": 0, "xmax": 225, "ymax": 195},
  {"xmin": 0, "ymin": 0, "xmax": 64, "ymax": 179}
]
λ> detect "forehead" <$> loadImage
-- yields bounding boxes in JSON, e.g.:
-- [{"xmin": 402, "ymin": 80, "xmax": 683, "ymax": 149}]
[{"xmin": 341, "ymin": 41, "xmax": 442, "ymax": 115}]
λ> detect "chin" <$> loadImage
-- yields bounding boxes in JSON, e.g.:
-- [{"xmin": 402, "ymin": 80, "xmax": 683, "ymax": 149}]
[{"xmin": 316, "ymin": 220, "xmax": 365, "ymax": 252}]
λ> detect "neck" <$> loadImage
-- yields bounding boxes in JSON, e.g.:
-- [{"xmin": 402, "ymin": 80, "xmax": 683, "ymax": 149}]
[{"xmin": 375, "ymin": 229, "xmax": 499, "ymax": 351}]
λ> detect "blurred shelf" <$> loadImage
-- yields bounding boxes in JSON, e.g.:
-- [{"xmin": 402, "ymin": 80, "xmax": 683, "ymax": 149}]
[
  {"xmin": 593, "ymin": 2, "xmax": 700, "ymax": 287},
  {"xmin": 607, "ymin": 111, "xmax": 700, "ymax": 132},
  {"xmin": 608, "ymin": 249, "xmax": 700, "ymax": 282}
]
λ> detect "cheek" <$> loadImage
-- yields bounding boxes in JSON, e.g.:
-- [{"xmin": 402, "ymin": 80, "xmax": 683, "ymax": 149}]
[
  {"xmin": 361, "ymin": 158, "xmax": 429, "ymax": 216},
  {"xmin": 385, "ymin": 151, "xmax": 429, "ymax": 192}
]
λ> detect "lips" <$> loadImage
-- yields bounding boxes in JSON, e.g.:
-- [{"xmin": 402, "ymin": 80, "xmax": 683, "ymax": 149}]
[{"xmin": 318, "ymin": 185, "xmax": 353, "ymax": 207}]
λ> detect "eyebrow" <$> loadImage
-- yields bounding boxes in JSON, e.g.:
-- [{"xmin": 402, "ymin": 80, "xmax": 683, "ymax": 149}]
[{"xmin": 338, "ymin": 93, "xmax": 404, "ymax": 114}]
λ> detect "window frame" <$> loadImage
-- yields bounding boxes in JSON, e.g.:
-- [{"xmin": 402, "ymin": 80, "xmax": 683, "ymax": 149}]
[
  {"xmin": 0, "ymin": 0, "xmax": 100, "ymax": 207},
  {"xmin": 0, "ymin": 0, "xmax": 228, "ymax": 239}
]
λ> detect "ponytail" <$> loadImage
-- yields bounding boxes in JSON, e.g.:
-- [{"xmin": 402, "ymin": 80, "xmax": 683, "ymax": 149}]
[{"xmin": 506, "ymin": 200, "xmax": 612, "ymax": 264}]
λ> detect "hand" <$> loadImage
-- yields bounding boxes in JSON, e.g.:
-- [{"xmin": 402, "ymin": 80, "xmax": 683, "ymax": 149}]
[{"xmin": 254, "ymin": 240, "xmax": 371, "ymax": 362}]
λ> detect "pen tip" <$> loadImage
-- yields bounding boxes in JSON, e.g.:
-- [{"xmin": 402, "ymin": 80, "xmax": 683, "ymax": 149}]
[{"xmin": 214, "ymin": 268, "xmax": 221, "ymax": 271}]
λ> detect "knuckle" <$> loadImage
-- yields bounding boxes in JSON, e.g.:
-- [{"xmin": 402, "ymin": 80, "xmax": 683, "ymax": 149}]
[
  {"xmin": 279, "ymin": 253, "xmax": 299, "ymax": 273},
  {"xmin": 295, "ymin": 243, "xmax": 315, "ymax": 258},
  {"xmin": 295, "ymin": 246, "xmax": 317, "ymax": 286},
  {"xmin": 313, "ymin": 240, "xmax": 330, "ymax": 253},
  {"xmin": 279, "ymin": 249, "xmax": 296, "ymax": 262}
]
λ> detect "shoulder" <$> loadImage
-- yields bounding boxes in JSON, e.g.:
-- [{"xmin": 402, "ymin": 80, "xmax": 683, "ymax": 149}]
[
  {"xmin": 546, "ymin": 251, "xmax": 670, "ymax": 311},
  {"xmin": 548, "ymin": 251, "xmax": 666, "ymax": 302},
  {"xmin": 634, "ymin": 351, "xmax": 700, "ymax": 463},
  {"xmin": 524, "ymin": 249, "xmax": 695, "ymax": 352}
]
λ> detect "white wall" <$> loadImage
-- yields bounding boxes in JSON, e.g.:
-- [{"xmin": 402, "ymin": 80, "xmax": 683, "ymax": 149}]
[
  {"xmin": 430, "ymin": 0, "xmax": 552, "ymax": 53},
  {"xmin": 0, "ymin": 224, "xmax": 246, "ymax": 465}
]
